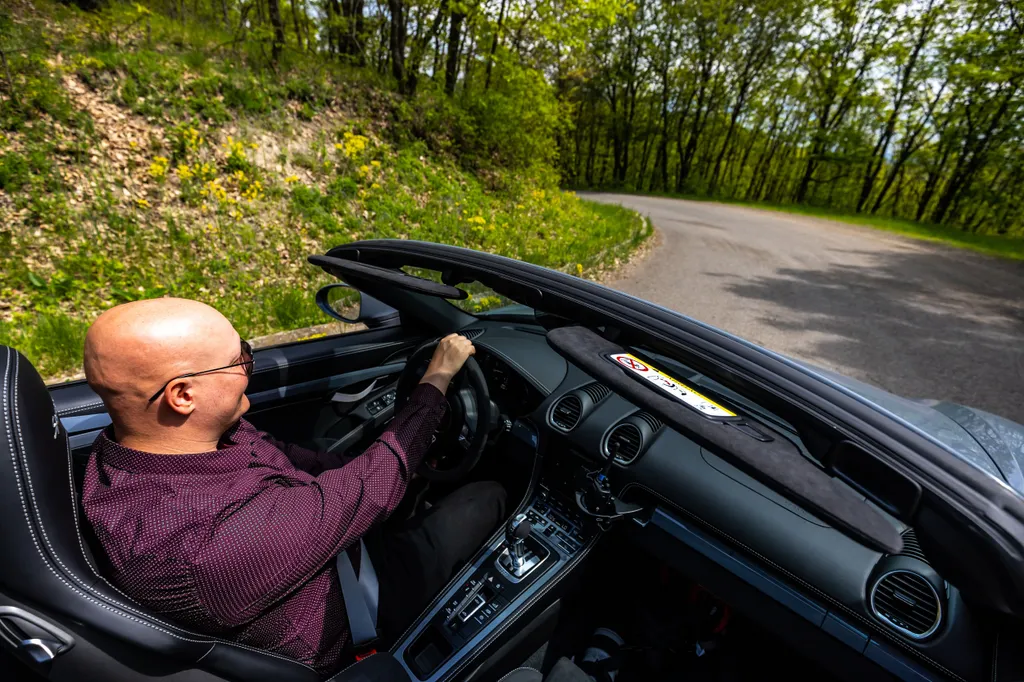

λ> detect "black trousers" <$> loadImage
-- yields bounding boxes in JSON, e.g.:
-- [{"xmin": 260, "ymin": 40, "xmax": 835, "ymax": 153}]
[{"xmin": 365, "ymin": 481, "xmax": 507, "ymax": 641}]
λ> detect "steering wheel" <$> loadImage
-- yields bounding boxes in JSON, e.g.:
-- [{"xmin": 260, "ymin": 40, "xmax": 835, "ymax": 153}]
[{"xmin": 394, "ymin": 338, "xmax": 495, "ymax": 481}]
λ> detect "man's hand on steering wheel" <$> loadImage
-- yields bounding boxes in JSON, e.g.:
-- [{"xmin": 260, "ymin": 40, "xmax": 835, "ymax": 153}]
[
  {"xmin": 419, "ymin": 333, "xmax": 476, "ymax": 395},
  {"xmin": 395, "ymin": 333, "xmax": 493, "ymax": 481}
]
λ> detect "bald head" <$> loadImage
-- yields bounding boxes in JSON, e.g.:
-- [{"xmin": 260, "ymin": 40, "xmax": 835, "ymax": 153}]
[{"xmin": 85, "ymin": 298, "xmax": 251, "ymax": 452}]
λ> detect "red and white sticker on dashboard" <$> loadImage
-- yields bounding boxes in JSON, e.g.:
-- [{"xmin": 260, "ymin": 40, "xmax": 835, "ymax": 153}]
[{"xmin": 609, "ymin": 353, "xmax": 736, "ymax": 419}]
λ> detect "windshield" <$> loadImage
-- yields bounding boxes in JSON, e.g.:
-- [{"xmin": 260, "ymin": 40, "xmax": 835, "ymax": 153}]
[{"xmin": 448, "ymin": 282, "xmax": 518, "ymax": 315}]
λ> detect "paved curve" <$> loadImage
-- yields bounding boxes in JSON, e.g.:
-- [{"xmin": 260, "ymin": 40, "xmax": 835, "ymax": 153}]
[{"xmin": 586, "ymin": 194, "xmax": 1024, "ymax": 424}]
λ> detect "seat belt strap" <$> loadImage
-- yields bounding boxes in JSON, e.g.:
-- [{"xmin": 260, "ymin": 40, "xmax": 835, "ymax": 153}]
[{"xmin": 336, "ymin": 539, "xmax": 379, "ymax": 646}]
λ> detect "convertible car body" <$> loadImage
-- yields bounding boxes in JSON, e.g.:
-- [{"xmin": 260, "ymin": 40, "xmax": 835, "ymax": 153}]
[{"xmin": 2, "ymin": 240, "xmax": 1024, "ymax": 682}]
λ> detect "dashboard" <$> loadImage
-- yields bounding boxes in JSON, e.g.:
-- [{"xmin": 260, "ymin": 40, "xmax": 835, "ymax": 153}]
[{"xmin": 467, "ymin": 319, "xmax": 991, "ymax": 682}]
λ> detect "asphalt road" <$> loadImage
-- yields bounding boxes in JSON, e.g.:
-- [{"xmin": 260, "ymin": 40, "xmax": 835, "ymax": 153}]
[{"xmin": 586, "ymin": 194, "xmax": 1024, "ymax": 425}]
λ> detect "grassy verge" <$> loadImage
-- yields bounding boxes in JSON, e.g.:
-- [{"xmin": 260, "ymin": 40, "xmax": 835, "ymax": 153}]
[
  {"xmin": 0, "ymin": 3, "xmax": 650, "ymax": 381},
  {"xmin": 619, "ymin": 191, "xmax": 1024, "ymax": 261}
]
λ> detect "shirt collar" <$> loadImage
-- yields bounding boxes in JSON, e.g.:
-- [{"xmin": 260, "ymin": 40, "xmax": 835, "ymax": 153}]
[{"xmin": 95, "ymin": 419, "xmax": 263, "ymax": 475}]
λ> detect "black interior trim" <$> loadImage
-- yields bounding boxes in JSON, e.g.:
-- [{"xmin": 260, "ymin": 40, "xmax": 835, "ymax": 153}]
[
  {"xmin": 545, "ymin": 325, "xmax": 901, "ymax": 554},
  {"xmin": 308, "ymin": 255, "xmax": 468, "ymax": 300}
]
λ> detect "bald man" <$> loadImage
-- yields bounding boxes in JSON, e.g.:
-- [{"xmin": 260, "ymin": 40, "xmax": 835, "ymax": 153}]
[{"xmin": 82, "ymin": 298, "xmax": 506, "ymax": 674}]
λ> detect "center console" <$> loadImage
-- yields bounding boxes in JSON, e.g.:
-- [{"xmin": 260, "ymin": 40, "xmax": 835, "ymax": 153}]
[{"xmin": 394, "ymin": 422, "xmax": 597, "ymax": 681}]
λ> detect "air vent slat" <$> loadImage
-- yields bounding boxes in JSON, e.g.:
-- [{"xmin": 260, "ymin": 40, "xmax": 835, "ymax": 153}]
[
  {"xmin": 581, "ymin": 382, "xmax": 611, "ymax": 404},
  {"xmin": 459, "ymin": 328, "xmax": 485, "ymax": 341},
  {"xmin": 636, "ymin": 411, "xmax": 663, "ymax": 432},
  {"xmin": 606, "ymin": 423, "xmax": 644, "ymax": 464},
  {"xmin": 550, "ymin": 396, "xmax": 583, "ymax": 432},
  {"xmin": 870, "ymin": 570, "xmax": 941, "ymax": 639},
  {"xmin": 874, "ymin": 608, "xmax": 935, "ymax": 631},
  {"xmin": 887, "ymin": 575, "xmax": 935, "ymax": 599},
  {"xmin": 898, "ymin": 529, "xmax": 927, "ymax": 563}
]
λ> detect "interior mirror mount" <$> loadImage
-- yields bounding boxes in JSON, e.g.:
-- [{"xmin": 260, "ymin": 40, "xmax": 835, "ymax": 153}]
[{"xmin": 315, "ymin": 283, "xmax": 400, "ymax": 329}]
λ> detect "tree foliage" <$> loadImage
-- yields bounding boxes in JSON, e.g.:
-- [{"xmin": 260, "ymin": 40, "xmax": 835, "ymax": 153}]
[
  {"xmin": 15, "ymin": 0, "xmax": 1024, "ymax": 235},
  {"xmin": 563, "ymin": 0, "xmax": 1024, "ymax": 235}
]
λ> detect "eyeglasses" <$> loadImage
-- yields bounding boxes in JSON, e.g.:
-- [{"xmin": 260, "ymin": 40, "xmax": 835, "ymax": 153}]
[{"xmin": 148, "ymin": 340, "xmax": 254, "ymax": 404}]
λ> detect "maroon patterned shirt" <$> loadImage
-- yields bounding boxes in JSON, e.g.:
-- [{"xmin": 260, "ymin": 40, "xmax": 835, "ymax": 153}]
[{"xmin": 82, "ymin": 384, "xmax": 446, "ymax": 674}]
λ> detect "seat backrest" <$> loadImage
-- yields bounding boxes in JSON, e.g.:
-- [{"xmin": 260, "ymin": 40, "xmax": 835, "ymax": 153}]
[{"xmin": 0, "ymin": 346, "xmax": 318, "ymax": 682}]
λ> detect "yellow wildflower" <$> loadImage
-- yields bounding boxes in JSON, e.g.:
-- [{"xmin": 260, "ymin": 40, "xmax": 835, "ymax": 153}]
[
  {"xmin": 370, "ymin": 160, "xmax": 381, "ymax": 168},
  {"xmin": 576, "ymin": 263, "xmax": 584, "ymax": 275},
  {"xmin": 371, "ymin": 182, "xmax": 381, "ymax": 190},
  {"xmin": 134, "ymin": 197, "xmax": 151, "ymax": 209},
  {"xmin": 148, "ymin": 156, "xmax": 169, "ymax": 181},
  {"xmin": 284, "ymin": 175, "xmax": 300, "ymax": 184},
  {"xmin": 358, "ymin": 164, "xmax": 370, "ymax": 174},
  {"xmin": 338, "ymin": 132, "xmax": 369, "ymax": 159}
]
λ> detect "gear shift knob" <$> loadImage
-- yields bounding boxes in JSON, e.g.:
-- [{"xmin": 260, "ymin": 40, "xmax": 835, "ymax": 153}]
[
  {"xmin": 505, "ymin": 513, "xmax": 531, "ymax": 569},
  {"xmin": 506, "ymin": 513, "xmax": 531, "ymax": 542}
]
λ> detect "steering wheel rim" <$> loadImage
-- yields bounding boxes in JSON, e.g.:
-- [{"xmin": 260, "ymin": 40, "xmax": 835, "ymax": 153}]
[{"xmin": 394, "ymin": 338, "xmax": 493, "ymax": 482}]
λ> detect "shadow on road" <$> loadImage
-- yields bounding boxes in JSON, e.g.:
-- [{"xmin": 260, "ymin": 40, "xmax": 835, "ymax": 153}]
[{"xmin": 718, "ymin": 248, "xmax": 1024, "ymax": 423}]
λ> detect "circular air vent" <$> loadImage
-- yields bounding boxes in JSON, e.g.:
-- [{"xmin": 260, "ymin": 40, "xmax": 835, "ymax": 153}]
[
  {"xmin": 604, "ymin": 423, "xmax": 643, "ymax": 464},
  {"xmin": 549, "ymin": 395, "xmax": 583, "ymax": 432},
  {"xmin": 870, "ymin": 570, "xmax": 942, "ymax": 640}
]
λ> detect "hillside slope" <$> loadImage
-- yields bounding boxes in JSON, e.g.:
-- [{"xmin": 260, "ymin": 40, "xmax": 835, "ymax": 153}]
[{"xmin": 0, "ymin": 2, "xmax": 650, "ymax": 379}]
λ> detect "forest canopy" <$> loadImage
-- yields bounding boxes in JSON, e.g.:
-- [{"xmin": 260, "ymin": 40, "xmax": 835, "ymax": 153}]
[{"xmin": 44, "ymin": 0, "xmax": 1024, "ymax": 236}]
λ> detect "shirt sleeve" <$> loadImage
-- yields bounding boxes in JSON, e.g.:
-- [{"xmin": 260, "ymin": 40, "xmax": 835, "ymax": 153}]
[
  {"xmin": 192, "ymin": 383, "xmax": 447, "ymax": 627},
  {"xmin": 262, "ymin": 433, "xmax": 349, "ymax": 475}
]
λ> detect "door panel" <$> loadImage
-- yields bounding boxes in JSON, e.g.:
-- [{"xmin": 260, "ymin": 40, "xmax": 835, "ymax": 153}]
[{"xmin": 49, "ymin": 325, "xmax": 424, "ymax": 460}]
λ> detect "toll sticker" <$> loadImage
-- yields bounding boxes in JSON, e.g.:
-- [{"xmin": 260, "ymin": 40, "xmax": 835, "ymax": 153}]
[{"xmin": 609, "ymin": 353, "xmax": 736, "ymax": 419}]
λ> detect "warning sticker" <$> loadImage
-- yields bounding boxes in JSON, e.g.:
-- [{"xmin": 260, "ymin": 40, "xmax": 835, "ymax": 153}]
[{"xmin": 609, "ymin": 353, "xmax": 737, "ymax": 419}]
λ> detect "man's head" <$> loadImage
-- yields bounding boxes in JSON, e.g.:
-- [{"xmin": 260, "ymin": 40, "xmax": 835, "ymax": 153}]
[{"xmin": 84, "ymin": 298, "xmax": 251, "ymax": 453}]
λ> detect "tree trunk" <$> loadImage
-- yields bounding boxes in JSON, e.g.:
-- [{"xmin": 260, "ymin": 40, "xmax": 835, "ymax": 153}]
[
  {"xmin": 485, "ymin": 0, "xmax": 507, "ymax": 90},
  {"xmin": 445, "ymin": 11, "xmax": 464, "ymax": 95},
  {"xmin": 341, "ymin": 0, "xmax": 365, "ymax": 61},
  {"xmin": 267, "ymin": 0, "xmax": 285, "ymax": 62},
  {"xmin": 388, "ymin": 0, "xmax": 407, "ymax": 90},
  {"xmin": 291, "ymin": 0, "xmax": 304, "ymax": 52}
]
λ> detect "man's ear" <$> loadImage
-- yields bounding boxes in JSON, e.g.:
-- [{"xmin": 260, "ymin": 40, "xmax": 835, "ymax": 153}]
[{"xmin": 164, "ymin": 378, "xmax": 196, "ymax": 415}]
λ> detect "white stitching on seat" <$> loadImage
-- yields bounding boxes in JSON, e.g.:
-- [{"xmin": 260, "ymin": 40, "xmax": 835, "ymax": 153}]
[
  {"xmin": 4, "ymin": 348, "xmax": 316, "ymax": 672},
  {"xmin": 620, "ymin": 482, "xmax": 966, "ymax": 682},
  {"xmin": 57, "ymin": 401, "xmax": 106, "ymax": 417},
  {"xmin": 496, "ymin": 667, "xmax": 541, "ymax": 682}
]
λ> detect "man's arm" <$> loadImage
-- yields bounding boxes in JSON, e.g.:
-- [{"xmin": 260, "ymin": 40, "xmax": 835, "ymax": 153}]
[
  {"xmin": 192, "ymin": 334, "xmax": 475, "ymax": 627},
  {"xmin": 262, "ymin": 432, "xmax": 347, "ymax": 475},
  {"xmin": 268, "ymin": 332, "xmax": 476, "ymax": 475}
]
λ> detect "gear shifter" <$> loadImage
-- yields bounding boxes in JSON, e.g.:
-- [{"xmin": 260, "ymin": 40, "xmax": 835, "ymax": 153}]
[
  {"xmin": 505, "ymin": 513, "xmax": 531, "ymax": 572},
  {"xmin": 497, "ymin": 512, "xmax": 547, "ymax": 582}
]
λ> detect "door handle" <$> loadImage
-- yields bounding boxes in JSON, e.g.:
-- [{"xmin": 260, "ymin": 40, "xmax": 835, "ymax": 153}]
[
  {"xmin": 18, "ymin": 638, "xmax": 60, "ymax": 664},
  {"xmin": 0, "ymin": 606, "xmax": 74, "ymax": 673}
]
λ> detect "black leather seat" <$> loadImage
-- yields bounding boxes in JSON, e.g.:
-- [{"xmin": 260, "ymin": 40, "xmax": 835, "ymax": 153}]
[{"xmin": 0, "ymin": 346, "xmax": 320, "ymax": 681}]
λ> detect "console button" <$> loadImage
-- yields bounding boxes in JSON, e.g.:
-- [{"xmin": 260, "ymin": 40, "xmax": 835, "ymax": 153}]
[{"xmin": 484, "ymin": 573, "xmax": 505, "ymax": 593}]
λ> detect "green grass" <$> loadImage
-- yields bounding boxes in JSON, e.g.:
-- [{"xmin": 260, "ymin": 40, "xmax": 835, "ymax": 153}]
[
  {"xmin": 0, "ymin": 4, "xmax": 649, "ymax": 381},
  {"xmin": 628, "ymin": 191, "xmax": 1024, "ymax": 261}
]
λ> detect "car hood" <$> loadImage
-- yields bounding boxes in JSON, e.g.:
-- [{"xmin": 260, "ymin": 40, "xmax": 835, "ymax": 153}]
[{"xmin": 806, "ymin": 365, "xmax": 1024, "ymax": 495}]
